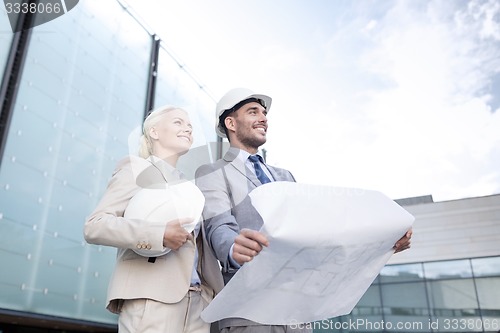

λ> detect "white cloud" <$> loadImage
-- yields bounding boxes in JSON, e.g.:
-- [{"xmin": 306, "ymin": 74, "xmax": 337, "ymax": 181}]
[
  {"xmin": 460, "ymin": 0, "xmax": 500, "ymax": 41},
  {"xmin": 267, "ymin": 0, "xmax": 500, "ymax": 201},
  {"xmin": 364, "ymin": 20, "xmax": 378, "ymax": 32}
]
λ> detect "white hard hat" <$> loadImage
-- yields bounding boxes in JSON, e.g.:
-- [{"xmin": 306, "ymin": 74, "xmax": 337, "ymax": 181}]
[{"xmin": 215, "ymin": 88, "xmax": 272, "ymax": 138}]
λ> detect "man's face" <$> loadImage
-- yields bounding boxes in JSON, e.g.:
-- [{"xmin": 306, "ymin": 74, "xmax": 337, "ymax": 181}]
[{"xmin": 226, "ymin": 101, "xmax": 268, "ymax": 151}]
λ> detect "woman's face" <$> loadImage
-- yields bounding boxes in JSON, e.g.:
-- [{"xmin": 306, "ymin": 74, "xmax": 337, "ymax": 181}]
[{"xmin": 149, "ymin": 109, "xmax": 193, "ymax": 160}]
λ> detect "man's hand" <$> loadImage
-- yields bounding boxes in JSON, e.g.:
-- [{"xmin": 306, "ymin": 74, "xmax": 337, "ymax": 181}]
[
  {"xmin": 232, "ymin": 228, "xmax": 269, "ymax": 265},
  {"xmin": 163, "ymin": 218, "xmax": 193, "ymax": 251},
  {"xmin": 393, "ymin": 228, "xmax": 412, "ymax": 253}
]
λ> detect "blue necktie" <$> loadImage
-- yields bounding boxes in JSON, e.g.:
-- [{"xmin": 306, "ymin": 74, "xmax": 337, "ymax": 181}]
[{"xmin": 248, "ymin": 155, "xmax": 272, "ymax": 184}]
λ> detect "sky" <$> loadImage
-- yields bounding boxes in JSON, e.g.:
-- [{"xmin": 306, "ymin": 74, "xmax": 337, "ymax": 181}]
[{"xmin": 123, "ymin": 0, "xmax": 500, "ymax": 202}]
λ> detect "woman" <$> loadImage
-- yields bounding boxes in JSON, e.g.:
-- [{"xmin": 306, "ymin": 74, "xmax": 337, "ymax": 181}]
[{"xmin": 84, "ymin": 105, "xmax": 223, "ymax": 333}]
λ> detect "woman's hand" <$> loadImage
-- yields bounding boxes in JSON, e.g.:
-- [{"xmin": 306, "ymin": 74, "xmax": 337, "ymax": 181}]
[{"xmin": 163, "ymin": 218, "xmax": 193, "ymax": 250}]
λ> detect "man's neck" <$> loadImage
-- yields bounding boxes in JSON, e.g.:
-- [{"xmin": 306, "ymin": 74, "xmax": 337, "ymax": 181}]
[{"xmin": 230, "ymin": 142, "xmax": 258, "ymax": 155}]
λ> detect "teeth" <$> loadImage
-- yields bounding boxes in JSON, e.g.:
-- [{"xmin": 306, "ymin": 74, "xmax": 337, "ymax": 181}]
[{"xmin": 256, "ymin": 128, "xmax": 266, "ymax": 133}]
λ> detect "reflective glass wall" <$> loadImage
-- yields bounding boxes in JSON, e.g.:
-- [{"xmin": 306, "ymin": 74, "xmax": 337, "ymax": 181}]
[
  {"xmin": 0, "ymin": 0, "xmax": 216, "ymax": 326},
  {"xmin": 314, "ymin": 256, "xmax": 500, "ymax": 333},
  {"xmin": 0, "ymin": 9, "xmax": 12, "ymax": 73}
]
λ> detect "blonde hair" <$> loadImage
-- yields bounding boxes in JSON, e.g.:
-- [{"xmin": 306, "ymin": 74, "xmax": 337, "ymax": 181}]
[{"xmin": 138, "ymin": 105, "xmax": 186, "ymax": 158}]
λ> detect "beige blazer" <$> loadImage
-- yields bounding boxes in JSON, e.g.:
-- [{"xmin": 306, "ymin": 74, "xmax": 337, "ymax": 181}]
[{"xmin": 84, "ymin": 155, "xmax": 224, "ymax": 313}]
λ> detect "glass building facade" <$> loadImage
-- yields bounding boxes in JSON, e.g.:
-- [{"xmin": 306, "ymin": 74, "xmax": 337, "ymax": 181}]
[
  {"xmin": 0, "ymin": 10, "xmax": 11, "ymax": 72},
  {"xmin": 0, "ymin": 2, "xmax": 499, "ymax": 333},
  {"xmin": 313, "ymin": 256, "xmax": 500, "ymax": 333},
  {"xmin": 0, "ymin": 0, "xmax": 216, "ymax": 331}
]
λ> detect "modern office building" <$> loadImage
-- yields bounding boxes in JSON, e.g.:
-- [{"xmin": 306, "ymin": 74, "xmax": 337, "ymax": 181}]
[
  {"xmin": 1, "ymin": 1, "xmax": 499, "ymax": 333},
  {"xmin": 317, "ymin": 194, "xmax": 500, "ymax": 333}
]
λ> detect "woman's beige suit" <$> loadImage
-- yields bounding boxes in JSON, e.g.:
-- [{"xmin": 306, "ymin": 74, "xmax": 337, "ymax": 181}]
[{"xmin": 84, "ymin": 155, "xmax": 223, "ymax": 314}]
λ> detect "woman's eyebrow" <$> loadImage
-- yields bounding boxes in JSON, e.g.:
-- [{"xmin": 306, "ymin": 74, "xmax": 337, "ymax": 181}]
[{"xmin": 173, "ymin": 117, "xmax": 192, "ymax": 127}]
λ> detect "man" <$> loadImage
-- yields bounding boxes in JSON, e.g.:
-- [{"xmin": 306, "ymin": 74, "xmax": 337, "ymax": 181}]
[{"xmin": 195, "ymin": 88, "xmax": 412, "ymax": 333}]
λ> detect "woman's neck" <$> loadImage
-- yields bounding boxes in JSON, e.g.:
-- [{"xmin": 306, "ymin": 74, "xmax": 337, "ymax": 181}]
[{"xmin": 151, "ymin": 153, "xmax": 178, "ymax": 167}]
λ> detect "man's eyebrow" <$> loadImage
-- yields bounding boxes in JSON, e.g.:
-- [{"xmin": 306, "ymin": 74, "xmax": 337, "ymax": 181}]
[{"xmin": 245, "ymin": 105, "xmax": 261, "ymax": 111}]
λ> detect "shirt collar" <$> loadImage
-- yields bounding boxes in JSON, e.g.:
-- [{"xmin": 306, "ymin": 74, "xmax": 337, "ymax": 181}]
[
  {"xmin": 234, "ymin": 149, "xmax": 265, "ymax": 164},
  {"xmin": 148, "ymin": 155, "xmax": 184, "ymax": 180}
]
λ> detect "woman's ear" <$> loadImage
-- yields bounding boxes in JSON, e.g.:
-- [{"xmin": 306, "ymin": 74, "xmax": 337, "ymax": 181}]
[{"xmin": 149, "ymin": 127, "xmax": 159, "ymax": 140}]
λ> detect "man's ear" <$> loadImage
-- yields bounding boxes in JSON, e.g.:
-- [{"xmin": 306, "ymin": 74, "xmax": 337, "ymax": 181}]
[{"xmin": 225, "ymin": 116, "xmax": 235, "ymax": 132}]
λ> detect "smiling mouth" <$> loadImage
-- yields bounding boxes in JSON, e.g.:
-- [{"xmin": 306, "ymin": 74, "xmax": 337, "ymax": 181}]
[
  {"xmin": 178, "ymin": 136, "xmax": 191, "ymax": 142},
  {"xmin": 255, "ymin": 127, "xmax": 267, "ymax": 133}
]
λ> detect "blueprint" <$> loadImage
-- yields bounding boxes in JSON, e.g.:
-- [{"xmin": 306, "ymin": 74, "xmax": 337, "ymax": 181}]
[{"xmin": 201, "ymin": 182, "xmax": 414, "ymax": 325}]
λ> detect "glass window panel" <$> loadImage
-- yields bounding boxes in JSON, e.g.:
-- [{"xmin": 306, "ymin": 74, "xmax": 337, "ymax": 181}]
[
  {"xmin": 381, "ymin": 281, "xmax": 429, "ymax": 311},
  {"xmin": 424, "ymin": 259, "xmax": 473, "ymax": 279},
  {"xmin": 380, "ymin": 263, "xmax": 424, "ymax": 283},
  {"xmin": 427, "ymin": 279, "xmax": 485, "ymax": 332},
  {"xmin": 475, "ymin": 277, "xmax": 500, "ymax": 316},
  {"xmin": 0, "ymin": 0, "xmax": 151, "ymax": 325},
  {"xmin": 155, "ymin": 47, "xmax": 192, "ymax": 107},
  {"xmin": 4, "ymin": 109, "xmax": 61, "ymax": 173},
  {"xmin": 0, "ymin": 8, "xmax": 12, "ymax": 74},
  {"xmin": 0, "ymin": 159, "xmax": 51, "ymax": 225},
  {"xmin": 381, "ymin": 282, "xmax": 430, "ymax": 332},
  {"xmin": 471, "ymin": 256, "xmax": 500, "ymax": 277},
  {"xmin": 0, "ymin": 220, "xmax": 35, "ymax": 309},
  {"xmin": 427, "ymin": 279, "xmax": 478, "ymax": 314}
]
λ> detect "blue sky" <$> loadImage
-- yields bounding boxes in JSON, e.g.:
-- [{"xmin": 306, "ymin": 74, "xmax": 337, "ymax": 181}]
[{"xmin": 125, "ymin": 0, "xmax": 500, "ymax": 202}]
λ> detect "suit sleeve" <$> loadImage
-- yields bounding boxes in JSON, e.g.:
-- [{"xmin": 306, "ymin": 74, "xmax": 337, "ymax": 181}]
[
  {"xmin": 273, "ymin": 166, "xmax": 296, "ymax": 183},
  {"xmin": 83, "ymin": 157, "xmax": 166, "ymax": 252},
  {"xmin": 195, "ymin": 163, "xmax": 239, "ymax": 272}
]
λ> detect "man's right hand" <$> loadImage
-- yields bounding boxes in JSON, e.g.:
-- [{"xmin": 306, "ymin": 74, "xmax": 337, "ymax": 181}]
[{"xmin": 232, "ymin": 228, "xmax": 269, "ymax": 265}]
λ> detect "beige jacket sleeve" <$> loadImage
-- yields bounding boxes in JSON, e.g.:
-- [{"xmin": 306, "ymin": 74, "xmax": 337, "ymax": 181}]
[{"xmin": 83, "ymin": 156, "xmax": 166, "ymax": 253}]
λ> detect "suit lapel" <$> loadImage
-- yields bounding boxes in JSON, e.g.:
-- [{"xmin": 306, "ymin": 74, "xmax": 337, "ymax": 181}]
[
  {"xmin": 224, "ymin": 147, "xmax": 260, "ymax": 187},
  {"xmin": 269, "ymin": 165, "xmax": 295, "ymax": 182},
  {"xmin": 147, "ymin": 156, "xmax": 182, "ymax": 184},
  {"xmin": 268, "ymin": 166, "xmax": 285, "ymax": 181}
]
